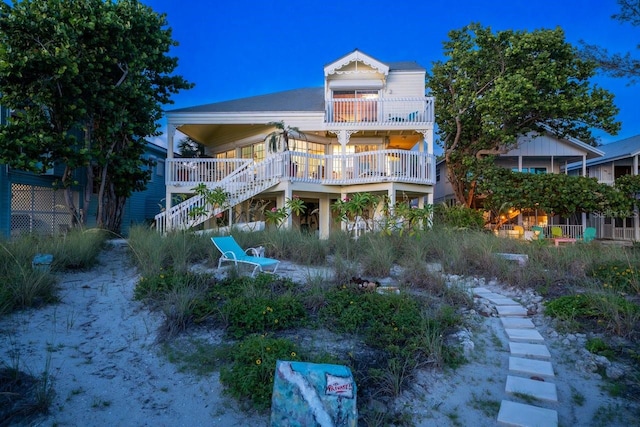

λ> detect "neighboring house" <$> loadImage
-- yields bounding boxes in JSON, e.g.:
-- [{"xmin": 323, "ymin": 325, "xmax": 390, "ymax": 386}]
[
  {"xmin": 566, "ymin": 135, "xmax": 640, "ymax": 241},
  {"xmin": 434, "ymin": 132, "xmax": 604, "ymax": 237},
  {"xmin": 158, "ymin": 49, "xmax": 436, "ymax": 238},
  {"xmin": 0, "ymin": 104, "xmax": 168, "ymax": 238}
]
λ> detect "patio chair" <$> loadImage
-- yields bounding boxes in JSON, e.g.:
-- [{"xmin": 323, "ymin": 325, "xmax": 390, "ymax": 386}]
[
  {"xmin": 551, "ymin": 226, "xmax": 563, "ymax": 238},
  {"xmin": 580, "ymin": 227, "xmax": 597, "ymax": 243},
  {"xmin": 531, "ymin": 226, "xmax": 545, "ymax": 240},
  {"xmin": 211, "ymin": 236, "xmax": 280, "ymax": 277}
]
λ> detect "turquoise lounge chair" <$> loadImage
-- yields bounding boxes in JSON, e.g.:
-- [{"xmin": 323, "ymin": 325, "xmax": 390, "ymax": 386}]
[{"xmin": 211, "ymin": 236, "xmax": 280, "ymax": 276}]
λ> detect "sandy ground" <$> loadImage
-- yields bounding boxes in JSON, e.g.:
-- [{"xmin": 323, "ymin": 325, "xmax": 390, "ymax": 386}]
[{"xmin": 1, "ymin": 240, "xmax": 637, "ymax": 426}]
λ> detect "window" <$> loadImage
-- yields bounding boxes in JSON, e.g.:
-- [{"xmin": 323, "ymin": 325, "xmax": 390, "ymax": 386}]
[
  {"xmin": 241, "ymin": 143, "xmax": 265, "ymax": 161},
  {"xmin": 512, "ymin": 167, "xmax": 547, "ymax": 174},
  {"xmin": 156, "ymin": 159, "xmax": 165, "ymax": 177},
  {"xmin": 436, "ymin": 167, "xmax": 441, "ymax": 182}
]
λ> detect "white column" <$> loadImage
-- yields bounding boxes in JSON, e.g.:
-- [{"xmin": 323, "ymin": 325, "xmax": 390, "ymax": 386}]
[
  {"xmin": 165, "ymin": 124, "xmax": 178, "ymax": 215},
  {"xmin": 318, "ymin": 196, "xmax": 332, "ymax": 240}
]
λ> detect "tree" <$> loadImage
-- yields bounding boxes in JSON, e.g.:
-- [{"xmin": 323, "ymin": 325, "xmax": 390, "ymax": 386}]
[
  {"xmin": 265, "ymin": 121, "xmax": 305, "ymax": 153},
  {"xmin": 478, "ymin": 168, "xmax": 631, "ymax": 227},
  {"xmin": 0, "ymin": 0, "xmax": 192, "ymax": 233},
  {"xmin": 581, "ymin": 0, "xmax": 640, "ymax": 83},
  {"xmin": 178, "ymin": 136, "xmax": 205, "ymax": 158},
  {"xmin": 427, "ymin": 23, "xmax": 620, "ymax": 207}
]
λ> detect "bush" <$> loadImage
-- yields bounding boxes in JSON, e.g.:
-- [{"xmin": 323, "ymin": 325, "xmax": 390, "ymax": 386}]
[
  {"xmin": 219, "ymin": 334, "xmax": 301, "ymax": 411},
  {"xmin": 433, "ymin": 204, "xmax": 485, "ymax": 230}
]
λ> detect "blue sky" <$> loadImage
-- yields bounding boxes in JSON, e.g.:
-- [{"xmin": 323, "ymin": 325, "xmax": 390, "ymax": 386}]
[{"xmin": 143, "ymin": 0, "xmax": 639, "ymax": 147}]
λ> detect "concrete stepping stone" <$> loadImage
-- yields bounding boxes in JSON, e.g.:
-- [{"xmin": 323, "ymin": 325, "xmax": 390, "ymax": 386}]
[
  {"xmin": 488, "ymin": 297, "xmax": 519, "ymax": 306},
  {"xmin": 505, "ymin": 375, "xmax": 558, "ymax": 402},
  {"xmin": 497, "ymin": 400, "xmax": 558, "ymax": 426},
  {"xmin": 509, "ymin": 342, "xmax": 551, "ymax": 359},
  {"xmin": 509, "ymin": 357, "xmax": 554, "ymax": 378},
  {"xmin": 505, "ymin": 328, "xmax": 545, "ymax": 343},
  {"xmin": 501, "ymin": 317, "xmax": 535, "ymax": 329},
  {"xmin": 472, "ymin": 287, "xmax": 491, "ymax": 294},
  {"xmin": 496, "ymin": 305, "xmax": 528, "ymax": 317}
]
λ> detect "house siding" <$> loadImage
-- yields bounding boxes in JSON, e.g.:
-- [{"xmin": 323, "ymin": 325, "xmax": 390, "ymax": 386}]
[{"xmin": 385, "ymin": 72, "xmax": 425, "ymax": 97}]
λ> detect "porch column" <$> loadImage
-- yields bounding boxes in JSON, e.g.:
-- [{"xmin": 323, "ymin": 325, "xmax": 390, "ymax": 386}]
[
  {"xmin": 329, "ymin": 130, "xmax": 358, "ymax": 180},
  {"xmin": 318, "ymin": 195, "xmax": 332, "ymax": 240},
  {"xmin": 518, "ymin": 155, "xmax": 522, "ymax": 172},
  {"xmin": 165, "ymin": 124, "xmax": 179, "ymax": 215}
]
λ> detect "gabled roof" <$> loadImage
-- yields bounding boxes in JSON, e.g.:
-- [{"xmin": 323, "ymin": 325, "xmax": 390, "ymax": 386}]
[
  {"xmin": 323, "ymin": 49, "xmax": 426, "ymax": 76},
  {"xmin": 324, "ymin": 49, "xmax": 390, "ymax": 76},
  {"xmin": 168, "ymin": 87, "xmax": 325, "ymax": 114},
  {"xmin": 566, "ymin": 134, "xmax": 640, "ymax": 171}
]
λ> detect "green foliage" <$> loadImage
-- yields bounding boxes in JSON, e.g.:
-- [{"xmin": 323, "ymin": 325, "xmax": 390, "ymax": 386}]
[
  {"xmin": 222, "ymin": 295, "xmax": 307, "ymax": 339},
  {"xmin": 544, "ymin": 294, "xmax": 600, "ymax": 319},
  {"xmin": 590, "ymin": 261, "xmax": 640, "ymax": 295},
  {"xmin": 580, "ymin": 1, "xmax": 640, "ymax": 83},
  {"xmin": 264, "ymin": 196, "xmax": 306, "ymax": 229},
  {"xmin": 478, "ymin": 168, "xmax": 632, "ymax": 219},
  {"xmin": 265, "ymin": 121, "xmax": 305, "ymax": 153},
  {"xmin": 0, "ymin": 0, "xmax": 192, "ymax": 232},
  {"xmin": 189, "ymin": 185, "xmax": 228, "ymax": 224},
  {"xmin": 585, "ymin": 337, "xmax": 615, "ymax": 359},
  {"xmin": 331, "ymin": 192, "xmax": 380, "ymax": 231},
  {"xmin": 427, "ymin": 23, "xmax": 620, "ymax": 206},
  {"xmin": 219, "ymin": 334, "xmax": 301, "ymax": 411},
  {"xmin": 433, "ymin": 203, "xmax": 485, "ymax": 230},
  {"xmin": 134, "ymin": 268, "xmax": 212, "ymax": 301}
]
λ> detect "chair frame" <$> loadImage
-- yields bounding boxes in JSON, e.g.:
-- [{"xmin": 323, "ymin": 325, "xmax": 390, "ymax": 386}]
[{"xmin": 211, "ymin": 236, "xmax": 279, "ymax": 277}]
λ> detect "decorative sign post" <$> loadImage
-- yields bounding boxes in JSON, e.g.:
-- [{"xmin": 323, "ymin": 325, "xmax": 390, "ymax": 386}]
[{"xmin": 270, "ymin": 361, "xmax": 357, "ymax": 427}]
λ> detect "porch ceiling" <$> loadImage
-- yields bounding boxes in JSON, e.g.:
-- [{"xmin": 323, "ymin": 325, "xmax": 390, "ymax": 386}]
[{"xmin": 178, "ymin": 124, "xmax": 424, "ymax": 151}]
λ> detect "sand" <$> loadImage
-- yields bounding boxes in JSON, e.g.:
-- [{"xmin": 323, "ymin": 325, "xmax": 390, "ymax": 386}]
[{"xmin": 1, "ymin": 240, "xmax": 637, "ymax": 426}]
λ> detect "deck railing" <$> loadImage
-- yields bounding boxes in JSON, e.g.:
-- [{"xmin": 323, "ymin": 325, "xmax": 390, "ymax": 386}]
[
  {"xmin": 166, "ymin": 150, "xmax": 435, "ymax": 187},
  {"xmin": 325, "ymin": 97, "xmax": 434, "ymax": 126}
]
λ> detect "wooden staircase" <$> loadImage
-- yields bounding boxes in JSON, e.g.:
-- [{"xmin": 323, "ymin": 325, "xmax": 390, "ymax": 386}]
[{"xmin": 155, "ymin": 155, "xmax": 283, "ymax": 233}]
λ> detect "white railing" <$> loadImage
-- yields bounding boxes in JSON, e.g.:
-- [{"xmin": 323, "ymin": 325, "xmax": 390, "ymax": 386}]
[
  {"xmin": 167, "ymin": 158, "xmax": 252, "ymax": 187},
  {"xmin": 158, "ymin": 151, "xmax": 435, "ymax": 232},
  {"xmin": 167, "ymin": 150, "xmax": 435, "ymax": 187},
  {"xmin": 156, "ymin": 157, "xmax": 282, "ymax": 233},
  {"xmin": 325, "ymin": 97, "xmax": 434, "ymax": 125},
  {"xmin": 541, "ymin": 225, "xmax": 585, "ymax": 239}
]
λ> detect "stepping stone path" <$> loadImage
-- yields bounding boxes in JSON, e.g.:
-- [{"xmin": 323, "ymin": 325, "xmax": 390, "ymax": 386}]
[{"xmin": 473, "ymin": 287, "xmax": 559, "ymax": 427}]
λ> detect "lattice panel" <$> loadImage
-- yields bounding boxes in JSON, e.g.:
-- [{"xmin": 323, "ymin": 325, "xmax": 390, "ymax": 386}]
[{"xmin": 10, "ymin": 183, "xmax": 74, "ymax": 236}]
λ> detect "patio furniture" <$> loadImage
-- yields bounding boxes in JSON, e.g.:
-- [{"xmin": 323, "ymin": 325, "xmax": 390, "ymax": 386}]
[
  {"xmin": 531, "ymin": 226, "xmax": 545, "ymax": 240},
  {"xmin": 554, "ymin": 237, "xmax": 576, "ymax": 247},
  {"xmin": 580, "ymin": 227, "xmax": 596, "ymax": 243},
  {"xmin": 211, "ymin": 235, "xmax": 280, "ymax": 276}
]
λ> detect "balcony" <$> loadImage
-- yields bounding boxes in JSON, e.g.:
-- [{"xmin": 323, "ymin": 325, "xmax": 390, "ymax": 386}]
[
  {"xmin": 325, "ymin": 97, "xmax": 434, "ymax": 127},
  {"xmin": 166, "ymin": 150, "xmax": 435, "ymax": 188}
]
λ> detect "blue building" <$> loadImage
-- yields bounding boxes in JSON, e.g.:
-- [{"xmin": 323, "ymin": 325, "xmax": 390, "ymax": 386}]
[{"xmin": 0, "ymin": 104, "xmax": 167, "ymax": 238}]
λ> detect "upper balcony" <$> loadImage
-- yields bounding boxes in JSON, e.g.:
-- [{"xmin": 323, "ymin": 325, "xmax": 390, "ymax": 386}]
[{"xmin": 325, "ymin": 97, "xmax": 434, "ymax": 128}]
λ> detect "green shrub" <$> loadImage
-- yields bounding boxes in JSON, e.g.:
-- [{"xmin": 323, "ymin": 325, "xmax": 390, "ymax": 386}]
[
  {"xmin": 590, "ymin": 261, "xmax": 640, "ymax": 295},
  {"xmin": 43, "ymin": 228, "xmax": 106, "ymax": 270},
  {"xmin": 219, "ymin": 334, "xmax": 301, "ymax": 411},
  {"xmin": 544, "ymin": 294, "xmax": 599, "ymax": 319},
  {"xmin": 433, "ymin": 204, "xmax": 485, "ymax": 230},
  {"xmin": 222, "ymin": 295, "xmax": 307, "ymax": 339},
  {"xmin": 134, "ymin": 269, "xmax": 213, "ymax": 301}
]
